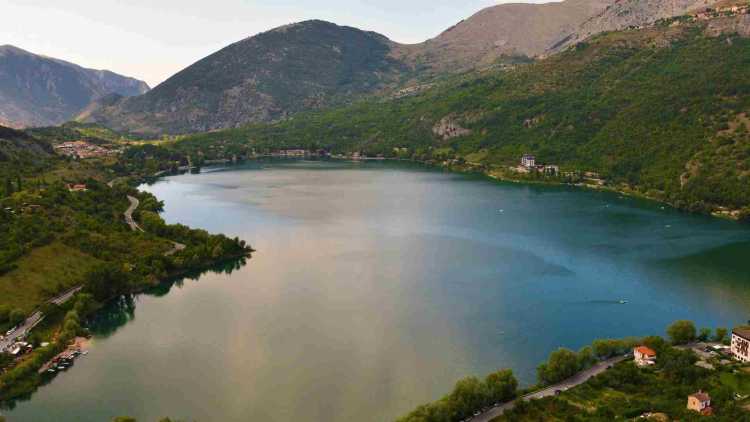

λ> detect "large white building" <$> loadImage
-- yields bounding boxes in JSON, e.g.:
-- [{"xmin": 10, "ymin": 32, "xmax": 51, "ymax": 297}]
[
  {"xmin": 731, "ymin": 327, "xmax": 750, "ymax": 362},
  {"xmin": 521, "ymin": 154, "xmax": 536, "ymax": 168}
]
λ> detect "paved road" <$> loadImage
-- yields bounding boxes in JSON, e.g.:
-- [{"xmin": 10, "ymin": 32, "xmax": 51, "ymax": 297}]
[
  {"xmin": 124, "ymin": 195, "xmax": 144, "ymax": 232},
  {"xmin": 472, "ymin": 356, "xmax": 627, "ymax": 422},
  {"xmin": 50, "ymin": 286, "xmax": 84, "ymax": 306},
  {"xmin": 0, "ymin": 286, "xmax": 83, "ymax": 352}
]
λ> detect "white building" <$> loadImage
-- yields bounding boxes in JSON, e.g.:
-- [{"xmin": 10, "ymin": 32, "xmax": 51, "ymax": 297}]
[
  {"xmin": 521, "ymin": 154, "xmax": 536, "ymax": 168},
  {"xmin": 634, "ymin": 346, "xmax": 656, "ymax": 367},
  {"xmin": 731, "ymin": 327, "xmax": 750, "ymax": 362}
]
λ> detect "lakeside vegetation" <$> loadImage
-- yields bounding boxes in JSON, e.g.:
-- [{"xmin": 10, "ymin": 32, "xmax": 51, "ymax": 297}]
[
  {"xmin": 0, "ymin": 127, "xmax": 252, "ymax": 403},
  {"xmin": 398, "ymin": 321, "xmax": 750, "ymax": 422},
  {"xmin": 171, "ymin": 17, "xmax": 750, "ymax": 220}
]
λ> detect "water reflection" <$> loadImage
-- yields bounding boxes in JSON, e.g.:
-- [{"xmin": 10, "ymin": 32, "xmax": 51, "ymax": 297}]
[{"xmin": 0, "ymin": 255, "xmax": 248, "ymax": 411}]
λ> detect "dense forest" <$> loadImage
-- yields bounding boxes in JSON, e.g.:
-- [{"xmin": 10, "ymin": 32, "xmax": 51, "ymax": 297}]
[{"xmin": 174, "ymin": 16, "xmax": 750, "ymax": 219}]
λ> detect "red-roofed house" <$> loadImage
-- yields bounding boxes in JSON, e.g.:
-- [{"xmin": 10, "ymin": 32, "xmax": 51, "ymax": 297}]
[
  {"xmin": 634, "ymin": 346, "xmax": 656, "ymax": 367},
  {"xmin": 687, "ymin": 391, "xmax": 712, "ymax": 415}
]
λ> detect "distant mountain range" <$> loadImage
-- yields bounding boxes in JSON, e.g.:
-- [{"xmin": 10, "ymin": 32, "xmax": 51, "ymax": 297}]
[
  {"xmin": 80, "ymin": 0, "xmax": 731, "ymax": 136},
  {"xmin": 3, "ymin": 0, "xmax": 732, "ymax": 135},
  {"xmin": 0, "ymin": 45, "xmax": 149, "ymax": 129}
]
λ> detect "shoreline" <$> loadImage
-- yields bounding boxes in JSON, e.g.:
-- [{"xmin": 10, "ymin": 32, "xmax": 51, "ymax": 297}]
[{"xmin": 166, "ymin": 155, "xmax": 747, "ymax": 223}]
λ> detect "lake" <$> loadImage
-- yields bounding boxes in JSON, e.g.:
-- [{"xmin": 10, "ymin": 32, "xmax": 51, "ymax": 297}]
[{"xmin": 5, "ymin": 160, "xmax": 750, "ymax": 422}]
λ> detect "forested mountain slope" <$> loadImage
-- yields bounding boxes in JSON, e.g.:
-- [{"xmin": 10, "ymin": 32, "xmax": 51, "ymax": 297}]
[
  {"xmin": 77, "ymin": 20, "xmax": 412, "ymax": 136},
  {"xmin": 176, "ymin": 10, "xmax": 750, "ymax": 218}
]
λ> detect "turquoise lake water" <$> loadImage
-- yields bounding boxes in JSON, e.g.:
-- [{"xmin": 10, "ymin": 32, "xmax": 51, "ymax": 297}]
[{"xmin": 5, "ymin": 160, "xmax": 750, "ymax": 421}]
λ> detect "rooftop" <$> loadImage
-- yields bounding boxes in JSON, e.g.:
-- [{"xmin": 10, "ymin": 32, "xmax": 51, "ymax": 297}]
[
  {"xmin": 635, "ymin": 346, "xmax": 656, "ymax": 357},
  {"xmin": 690, "ymin": 391, "xmax": 711, "ymax": 402},
  {"xmin": 733, "ymin": 326, "xmax": 750, "ymax": 340}
]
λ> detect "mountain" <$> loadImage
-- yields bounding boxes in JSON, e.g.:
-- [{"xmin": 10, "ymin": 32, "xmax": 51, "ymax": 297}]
[
  {"xmin": 398, "ymin": 0, "xmax": 614, "ymax": 74},
  {"xmin": 0, "ymin": 125, "xmax": 52, "ymax": 162},
  {"xmin": 77, "ymin": 20, "xmax": 411, "ymax": 135},
  {"xmin": 174, "ymin": 8, "xmax": 750, "ymax": 218},
  {"xmin": 80, "ymin": 0, "xmax": 732, "ymax": 136},
  {"xmin": 549, "ymin": 0, "xmax": 719, "ymax": 53},
  {"xmin": 0, "ymin": 45, "xmax": 149, "ymax": 129}
]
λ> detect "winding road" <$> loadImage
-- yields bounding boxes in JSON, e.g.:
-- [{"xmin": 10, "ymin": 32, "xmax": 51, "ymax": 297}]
[
  {"xmin": 124, "ymin": 195, "xmax": 144, "ymax": 232},
  {"xmin": 124, "ymin": 194, "xmax": 186, "ymax": 255},
  {"xmin": 472, "ymin": 355, "xmax": 627, "ymax": 422}
]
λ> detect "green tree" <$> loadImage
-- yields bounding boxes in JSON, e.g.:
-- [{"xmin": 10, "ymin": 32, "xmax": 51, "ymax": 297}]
[
  {"xmin": 448, "ymin": 376, "xmax": 487, "ymax": 419},
  {"xmin": 112, "ymin": 418, "xmax": 136, "ymax": 422},
  {"xmin": 0, "ymin": 306, "xmax": 9, "ymax": 323},
  {"xmin": 698, "ymin": 327, "xmax": 712, "ymax": 342},
  {"xmin": 592, "ymin": 339, "xmax": 624, "ymax": 359},
  {"xmin": 484, "ymin": 369, "xmax": 518, "ymax": 404},
  {"xmin": 8, "ymin": 308, "xmax": 25, "ymax": 326},
  {"xmin": 577, "ymin": 346, "xmax": 597, "ymax": 369},
  {"xmin": 666, "ymin": 320, "xmax": 696, "ymax": 345},
  {"xmin": 4, "ymin": 178, "xmax": 13, "ymax": 197},
  {"xmin": 642, "ymin": 335, "xmax": 667, "ymax": 353},
  {"xmin": 538, "ymin": 348, "xmax": 580, "ymax": 385},
  {"xmin": 714, "ymin": 327, "xmax": 728, "ymax": 343},
  {"xmin": 85, "ymin": 263, "xmax": 129, "ymax": 302},
  {"xmin": 15, "ymin": 175, "xmax": 21, "ymax": 192}
]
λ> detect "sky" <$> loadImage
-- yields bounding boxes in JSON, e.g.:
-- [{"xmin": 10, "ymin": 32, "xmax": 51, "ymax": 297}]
[{"xmin": 3, "ymin": 0, "xmax": 555, "ymax": 87}]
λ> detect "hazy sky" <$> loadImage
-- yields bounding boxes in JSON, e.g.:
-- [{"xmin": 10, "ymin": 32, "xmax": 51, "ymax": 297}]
[{"xmin": 3, "ymin": 0, "xmax": 554, "ymax": 87}]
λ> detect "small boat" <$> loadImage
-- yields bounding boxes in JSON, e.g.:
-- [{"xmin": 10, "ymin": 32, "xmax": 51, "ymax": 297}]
[
  {"xmin": 619, "ymin": 300, "xmax": 628, "ymax": 304},
  {"xmin": 47, "ymin": 369, "xmax": 56, "ymax": 373}
]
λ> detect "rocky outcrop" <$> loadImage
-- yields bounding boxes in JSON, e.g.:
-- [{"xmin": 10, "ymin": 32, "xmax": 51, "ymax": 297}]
[
  {"xmin": 549, "ymin": 0, "xmax": 718, "ymax": 53},
  {"xmin": 398, "ymin": 0, "xmax": 614, "ymax": 73},
  {"xmin": 705, "ymin": 13, "xmax": 750, "ymax": 37},
  {"xmin": 433, "ymin": 116, "xmax": 471, "ymax": 140}
]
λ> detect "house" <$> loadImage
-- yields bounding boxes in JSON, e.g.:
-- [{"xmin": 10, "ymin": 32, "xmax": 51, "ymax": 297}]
[
  {"xmin": 67, "ymin": 184, "xmax": 88, "ymax": 192},
  {"xmin": 521, "ymin": 154, "xmax": 536, "ymax": 168},
  {"xmin": 634, "ymin": 346, "xmax": 657, "ymax": 366},
  {"xmin": 687, "ymin": 391, "xmax": 712, "ymax": 415},
  {"xmin": 544, "ymin": 165, "xmax": 560, "ymax": 176},
  {"xmin": 731, "ymin": 326, "xmax": 750, "ymax": 362}
]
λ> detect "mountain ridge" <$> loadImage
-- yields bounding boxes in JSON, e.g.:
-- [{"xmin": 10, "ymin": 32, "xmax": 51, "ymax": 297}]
[
  {"xmin": 0, "ymin": 45, "xmax": 149, "ymax": 129},
  {"xmin": 79, "ymin": 0, "xmax": 733, "ymax": 136}
]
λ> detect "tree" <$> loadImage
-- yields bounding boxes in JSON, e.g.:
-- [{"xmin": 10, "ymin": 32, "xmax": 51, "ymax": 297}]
[
  {"xmin": 4, "ymin": 178, "xmax": 13, "ymax": 197},
  {"xmin": 538, "ymin": 348, "xmax": 580, "ymax": 385},
  {"xmin": 448, "ymin": 376, "xmax": 487, "ymax": 419},
  {"xmin": 9, "ymin": 308, "xmax": 25, "ymax": 326},
  {"xmin": 642, "ymin": 335, "xmax": 667, "ymax": 353},
  {"xmin": 698, "ymin": 327, "xmax": 712, "ymax": 342},
  {"xmin": 0, "ymin": 306, "xmax": 8, "ymax": 323},
  {"xmin": 484, "ymin": 369, "xmax": 518, "ymax": 404},
  {"xmin": 85, "ymin": 263, "xmax": 129, "ymax": 301},
  {"xmin": 577, "ymin": 346, "xmax": 597, "ymax": 369},
  {"xmin": 15, "ymin": 175, "xmax": 21, "ymax": 192},
  {"xmin": 113, "ymin": 418, "xmax": 136, "ymax": 422},
  {"xmin": 714, "ymin": 327, "xmax": 728, "ymax": 343},
  {"xmin": 667, "ymin": 320, "xmax": 696, "ymax": 345}
]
